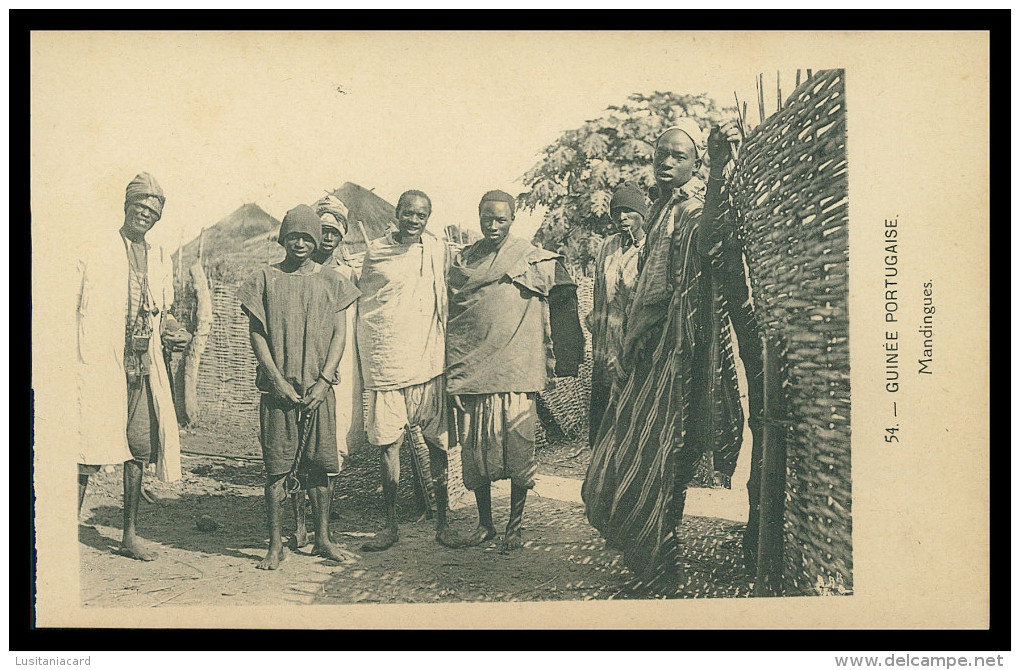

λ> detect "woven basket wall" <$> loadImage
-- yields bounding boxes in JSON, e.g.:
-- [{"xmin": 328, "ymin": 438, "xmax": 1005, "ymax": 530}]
[
  {"xmin": 535, "ymin": 273, "xmax": 595, "ymax": 448},
  {"xmin": 194, "ymin": 281, "xmax": 263, "ymax": 454},
  {"xmin": 727, "ymin": 69, "xmax": 851, "ymax": 595}
]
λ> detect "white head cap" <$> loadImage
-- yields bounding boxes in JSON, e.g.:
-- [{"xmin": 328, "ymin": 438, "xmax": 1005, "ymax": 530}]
[{"xmin": 656, "ymin": 117, "xmax": 705, "ymax": 158}]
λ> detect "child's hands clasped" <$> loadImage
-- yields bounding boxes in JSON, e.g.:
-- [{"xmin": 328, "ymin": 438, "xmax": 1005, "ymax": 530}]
[
  {"xmin": 301, "ymin": 379, "xmax": 329, "ymax": 411},
  {"xmin": 272, "ymin": 378, "xmax": 302, "ymax": 405}
]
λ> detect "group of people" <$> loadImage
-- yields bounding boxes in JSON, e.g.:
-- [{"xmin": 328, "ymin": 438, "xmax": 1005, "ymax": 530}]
[
  {"xmin": 75, "ymin": 175, "xmax": 584, "ymax": 570},
  {"xmin": 75, "ymin": 115, "xmax": 762, "ymax": 587}
]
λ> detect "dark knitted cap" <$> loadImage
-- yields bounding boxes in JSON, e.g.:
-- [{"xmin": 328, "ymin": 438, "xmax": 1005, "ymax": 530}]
[
  {"xmin": 610, "ymin": 182, "xmax": 649, "ymax": 219},
  {"xmin": 278, "ymin": 204, "xmax": 322, "ymax": 249}
]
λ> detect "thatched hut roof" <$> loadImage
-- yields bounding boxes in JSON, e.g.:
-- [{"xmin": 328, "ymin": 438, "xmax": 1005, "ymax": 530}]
[
  {"xmin": 174, "ymin": 203, "xmax": 282, "ymax": 284},
  {"xmin": 325, "ymin": 182, "xmax": 397, "ymax": 257},
  {"xmin": 174, "ymin": 183, "xmax": 401, "ymax": 284}
]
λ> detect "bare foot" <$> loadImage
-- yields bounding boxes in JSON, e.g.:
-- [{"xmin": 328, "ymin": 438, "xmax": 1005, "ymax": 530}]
[
  {"xmin": 361, "ymin": 526, "xmax": 398, "ymax": 552},
  {"xmin": 313, "ymin": 541, "xmax": 357, "ymax": 563},
  {"xmin": 435, "ymin": 524, "xmax": 468, "ymax": 548},
  {"xmin": 289, "ymin": 530, "xmax": 310, "ymax": 551},
  {"xmin": 499, "ymin": 529, "xmax": 524, "ymax": 554},
  {"xmin": 256, "ymin": 545, "xmax": 286, "ymax": 570},
  {"xmin": 463, "ymin": 524, "xmax": 497, "ymax": 547},
  {"xmin": 116, "ymin": 537, "xmax": 156, "ymax": 561}
]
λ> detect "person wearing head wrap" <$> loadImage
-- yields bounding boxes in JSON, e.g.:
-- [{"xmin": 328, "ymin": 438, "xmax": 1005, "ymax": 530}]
[
  {"xmin": 238, "ymin": 204, "xmax": 361, "ymax": 569},
  {"xmin": 446, "ymin": 189, "xmax": 584, "ymax": 553},
  {"xmin": 582, "ymin": 119, "xmax": 757, "ymax": 590},
  {"xmin": 75, "ymin": 172, "xmax": 187, "ymax": 561},
  {"xmin": 584, "ymin": 182, "xmax": 649, "ymax": 449},
  {"xmin": 312, "ymin": 194, "xmax": 350, "ymax": 265}
]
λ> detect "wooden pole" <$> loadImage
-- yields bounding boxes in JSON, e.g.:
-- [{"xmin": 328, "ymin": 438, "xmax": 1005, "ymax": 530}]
[
  {"xmin": 777, "ymin": 70, "xmax": 782, "ymax": 112},
  {"xmin": 733, "ymin": 91, "xmax": 747, "ymax": 142},
  {"xmin": 757, "ymin": 73, "xmax": 766, "ymax": 125},
  {"xmin": 197, "ymin": 227, "xmax": 206, "ymax": 265},
  {"xmin": 181, "ymin": 260, "xmax": 212, "ymax": 426},
  {"xmin": 755, "ymin": 337, "xmax": 787, "ymax": 596},
  {"xmin": 796, "ymin": 69, "xmax": 802, "ymax": 88},
  {"xmin": 176, "ymin": 228, "xmax": 184, "ymax": 289}
]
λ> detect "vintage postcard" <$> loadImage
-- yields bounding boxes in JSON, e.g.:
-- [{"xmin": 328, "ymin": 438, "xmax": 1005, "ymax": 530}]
[{"xmin": 30, "ymin": 30, "xmax": 989, "ymax": 629}]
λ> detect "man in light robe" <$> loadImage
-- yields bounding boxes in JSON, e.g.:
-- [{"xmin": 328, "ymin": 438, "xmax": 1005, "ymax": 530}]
[
  {"xmin": 585, "ymin": 182, "xmax": 648, "ymax": 448},
  {"xmin": 76, "ymin": 172, "xmax": 190, "ymax": 561},
  {"xmin": 357, "ymin": 190, "xmax": 463, "ymax": 551},
  {"xmin": 446, "ymin": 190, "xmax": 583, "ymax": 552}
]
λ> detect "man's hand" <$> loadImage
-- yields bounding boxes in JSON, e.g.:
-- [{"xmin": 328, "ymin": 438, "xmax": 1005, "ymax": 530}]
[
  {"xmin": 707, "ymin": 120, "xmax": 742, "ymax": 165},
  {"xmin": 451, "ymin": 395, "xmax": 466, "ymax": 413},
  {"xmin": 161, "ymin": 329, "xmax": 191, "ymax": 353},
  {"xmin": 301, "ymin": 379, "xmax": 329, "ymax": 411},
  {"xmin": 273, "ymin": 378, "xmax": 302, "ymax": 405}
]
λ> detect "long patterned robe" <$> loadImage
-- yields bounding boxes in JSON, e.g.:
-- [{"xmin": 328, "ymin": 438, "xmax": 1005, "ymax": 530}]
[{"xmin": 581, "ymin": 178, "xmax": 744, "ymax": 583}]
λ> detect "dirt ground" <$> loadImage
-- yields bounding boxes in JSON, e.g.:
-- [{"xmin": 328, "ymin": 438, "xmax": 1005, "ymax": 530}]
[{"xmin": 79, "ymin": 428, "xmax": 756, "ymax": 608}]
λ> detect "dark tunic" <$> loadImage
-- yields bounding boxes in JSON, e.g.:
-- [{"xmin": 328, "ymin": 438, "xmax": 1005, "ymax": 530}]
[{"xmin": 238, "ymin": 263, "xmax": 361, "ymax": 476}]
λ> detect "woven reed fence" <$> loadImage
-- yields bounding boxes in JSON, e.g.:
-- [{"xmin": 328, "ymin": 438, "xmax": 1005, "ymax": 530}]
[
  {"xmin": 194, "ymin": 281, "xmax": 262, "ymax": 451},
  {"xmin": 726, "ymin": 69, "xmax": 851, "ymax": 596}
]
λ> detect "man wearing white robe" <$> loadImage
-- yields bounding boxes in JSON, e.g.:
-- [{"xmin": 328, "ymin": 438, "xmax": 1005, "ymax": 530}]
[{"xmin": 76, "ymin": 172, "xmax": 188, "ymax": 561}]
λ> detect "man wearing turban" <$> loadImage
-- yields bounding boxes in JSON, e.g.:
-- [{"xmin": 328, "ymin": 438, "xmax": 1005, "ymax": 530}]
[
  {"xmin": 76, "ymin": 172, "xmax": 191, "ymax": 561},
  {"xmin": 446, "ymin": 189, "xmax": 584, "ymax": 552},
  {"xmin": 585, "ymin": 182, "xmax": 649, "ymax": 448}
]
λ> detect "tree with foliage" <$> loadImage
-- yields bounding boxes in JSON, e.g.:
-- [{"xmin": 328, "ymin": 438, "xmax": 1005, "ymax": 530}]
[{"xmin": 519, "ymin": 91, "xmax": 733, "ymax": 274}]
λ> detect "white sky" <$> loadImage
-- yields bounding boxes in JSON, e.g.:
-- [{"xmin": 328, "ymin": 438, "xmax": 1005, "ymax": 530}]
[{"xmin": 30, "ymin": 31, "xmax": 810, "ymax": 255}]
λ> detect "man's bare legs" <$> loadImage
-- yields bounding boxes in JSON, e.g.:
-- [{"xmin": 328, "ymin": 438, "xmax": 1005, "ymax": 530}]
[
  {"xmin": 118, "ymin": 460, "xmax": 156, "ymax": 561},
  {"xmin": 500, "ymin": 483, "xmax": 528, "ymax": 553},
  {"xmin": 362, "ymin": 442, "xmax": 400, "ymax": 551},
  {"xmin": 465, "ymin": 484, "xmax": 497, "ymax": 546},
  {"xmin": 257, "ymin": 473, "xmax": 287, "ymax": 570},
  {"xmin": 427, "ymin": 446, "xmax": 466, "ymax": 548},
  {"xmin": 464, "ymin": 482, "xmax": 528, "ymax": 551}
]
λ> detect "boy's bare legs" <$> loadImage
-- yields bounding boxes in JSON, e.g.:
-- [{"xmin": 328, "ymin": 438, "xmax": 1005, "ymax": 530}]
[
  {"xmin": 118, "ymin": 459, "xmax": 156, "ymax": 561},
  {"xmin": 362, "ymin": 442, "xmax": 399, "ymax": 551},
  {"xmin": 258, "ymin": 473, "xmax": 287, "ymax": 570},
  {"xmin": 309, "ymin": 475, "xmax": 346, "ymax": 561},
  {"xmin": 464, "ymin": 484, "xmax": 497, "ymax": 546}
]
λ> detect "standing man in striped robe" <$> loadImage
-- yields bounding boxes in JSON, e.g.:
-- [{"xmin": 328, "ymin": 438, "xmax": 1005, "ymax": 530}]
[{"xmin": 582, "ymin": 119, "xmax": 746, "ymax": 587}]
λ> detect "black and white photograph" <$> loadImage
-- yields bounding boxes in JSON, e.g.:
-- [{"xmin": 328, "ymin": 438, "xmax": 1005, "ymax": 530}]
[{"xmin": 29, "ymin": 29, "xmax": 990, "ymax": 632}]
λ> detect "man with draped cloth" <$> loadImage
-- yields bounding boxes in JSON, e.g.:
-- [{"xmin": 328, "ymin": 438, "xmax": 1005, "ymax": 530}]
[
  {"xmin": 581, "ymin": 119, "xmax": 747, "ymax": 587},
  {"xmin": 446, "ymin": 190, "xmax": 583, "ymax": 553},
  {"xmin": 357, "ymin": 190, "xmax": 464, "ymax": 552}
]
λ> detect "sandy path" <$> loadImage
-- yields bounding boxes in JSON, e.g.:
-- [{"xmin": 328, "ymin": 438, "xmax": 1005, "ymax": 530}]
[{"xmin": 79, "ymin": 435, "xmax": 755, "ymax": 607}]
